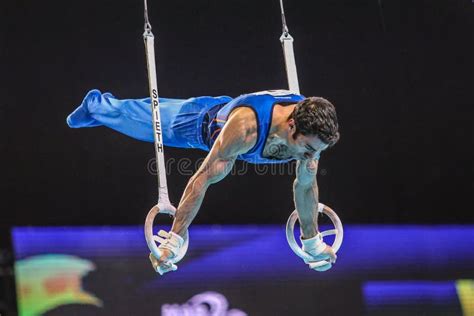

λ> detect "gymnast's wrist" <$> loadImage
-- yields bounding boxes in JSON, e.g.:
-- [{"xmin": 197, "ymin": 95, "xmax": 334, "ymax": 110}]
[
  {"xmin": 170, "ymin": 223, "xmax": 187, "ymax": 239},
  {"xmin": 301, "ymin": 232, "xmax": 326, "ymax": 256},
  {"xmin": 301, "ymin": 230, "xmax": 319, "ymax": 240},
  {"xmin": 294, "ymin": 178, "xmax": 313, "ymax": 190}
]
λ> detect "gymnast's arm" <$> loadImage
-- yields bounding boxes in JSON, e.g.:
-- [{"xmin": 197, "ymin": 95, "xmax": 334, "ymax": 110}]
[
  {"xmin": 293, "ymin": 158, "xmax": 320, "ymax": 239},
  {"xmin": 170, "ymin": 108, "xmax": 257, "ymax": 238},
  {"xmin": 293, "ymin": 158, "xmax": 336, "ymax": 263}
]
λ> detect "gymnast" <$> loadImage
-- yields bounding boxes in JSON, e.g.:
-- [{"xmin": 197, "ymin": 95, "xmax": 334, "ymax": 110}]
[{"xmin": 67, "ymin": 88, "xmax": 340, "ymax": 273}]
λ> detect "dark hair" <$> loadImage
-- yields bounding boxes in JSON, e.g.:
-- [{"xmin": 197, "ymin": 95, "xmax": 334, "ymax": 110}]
[{"xmin": 289, "ymin": 97, "xmax": 340, "ymax": 146}]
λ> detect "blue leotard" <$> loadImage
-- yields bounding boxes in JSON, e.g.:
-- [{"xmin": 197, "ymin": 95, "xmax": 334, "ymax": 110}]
[
  {"xmin": 67, "ymin": 89, "xmax": 304, "ymax": 164},
  {"xmin": 204, "ymin": 91, "xmax": 304, "ymax": 164}
]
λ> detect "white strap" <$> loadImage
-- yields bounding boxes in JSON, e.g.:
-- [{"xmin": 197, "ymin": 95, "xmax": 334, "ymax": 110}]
[
  {"xmin": 280, "ymin": 34, "xmax": 300, "ymax": 94},
  {"xmin": 143, "ymin": 4, "xmax": 170, "ymax": 204},
  {"xmin": 279, "ymin": 0, "xmax": 300, "ymax": 94},
  {"xmin": 142, "ymin": 0, "xmax": 190, "ymax": 275}
]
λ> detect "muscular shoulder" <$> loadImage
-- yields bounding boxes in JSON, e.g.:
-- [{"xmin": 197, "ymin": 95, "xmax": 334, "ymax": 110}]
[
  {"xmin": 227, "ymin": 107, "xmax": 258, "ymax": 144},
  {"xmin": 214, "ymin": 107, "xmax": 257, "ymax": 158}
]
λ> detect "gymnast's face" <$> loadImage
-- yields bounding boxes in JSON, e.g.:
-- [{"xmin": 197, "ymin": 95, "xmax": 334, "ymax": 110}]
[{"xmin": 287, "ymin": 120, "xmax": 329, "ymax": 160}]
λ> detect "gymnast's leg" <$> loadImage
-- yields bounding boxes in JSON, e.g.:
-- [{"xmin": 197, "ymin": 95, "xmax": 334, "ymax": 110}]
[{"xmin": 67, "ymin": 89, "xmax": 186, "ymax": 142}]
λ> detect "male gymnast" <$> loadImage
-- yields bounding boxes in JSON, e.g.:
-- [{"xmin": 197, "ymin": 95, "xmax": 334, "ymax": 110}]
[{"xmin": 67, "ymin": 89, "xmax": 340, "ymax": 273}]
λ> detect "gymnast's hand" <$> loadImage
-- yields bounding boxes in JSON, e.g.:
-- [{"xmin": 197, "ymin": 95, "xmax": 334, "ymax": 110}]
[
  {"xmin": 149, "ymin": 249, "xmax": 176, "ymax": 275},
  {"xmin": 301, "ymin": 233, "xmax": 337, "ymax": 272},
  {"xmin": 148, "ymin": 230, "xmax": 184, "ymax": 275}
]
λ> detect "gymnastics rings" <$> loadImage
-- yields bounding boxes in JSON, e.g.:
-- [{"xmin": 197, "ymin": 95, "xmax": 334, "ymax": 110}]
[
  {"xmin": 144, "ymin": 202, "xmax": 189, "ymax": 264},
  {"xmin": 286, "ymin": 203, "xmax": 343, "ymax": 267}
]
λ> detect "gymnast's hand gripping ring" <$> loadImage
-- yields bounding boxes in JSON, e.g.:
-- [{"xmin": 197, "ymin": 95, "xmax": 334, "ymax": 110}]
[
  {"xmin": 286, "ymin": 203, "xmax": 344, "ymax": 265},
  {"xmin": 144, "ymin": 203, "xmax": 189, "ymax": 265}
]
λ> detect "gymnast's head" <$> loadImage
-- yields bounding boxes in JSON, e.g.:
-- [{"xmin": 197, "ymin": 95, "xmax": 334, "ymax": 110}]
[{"xmin": 287, "ymin": 97, "xmax": 340, "ymax": 160}]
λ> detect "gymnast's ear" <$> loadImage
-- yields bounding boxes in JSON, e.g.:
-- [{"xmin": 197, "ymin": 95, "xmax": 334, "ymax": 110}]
[
  {"xmin": 288, "ymin": 118, "xmax": 301, "ymax": 140},
  {"xmin": 288, "ymin": 118, "xmax": 295, "ymax": 129},
  {"xmin": 288, "ymin": 119, "xmax": 298, "ymax": 139}
]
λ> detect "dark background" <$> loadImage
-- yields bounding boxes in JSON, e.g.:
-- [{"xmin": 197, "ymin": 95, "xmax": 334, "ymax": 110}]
[{"xmin": 1, "ymin": 0, "xmax": 473, "ymax": 230}]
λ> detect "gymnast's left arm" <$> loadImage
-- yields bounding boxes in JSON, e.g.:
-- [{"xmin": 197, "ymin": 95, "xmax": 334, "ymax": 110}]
[{"xmin": 293, "ymin": 158, "xmax": 336, "ymax": 271}]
